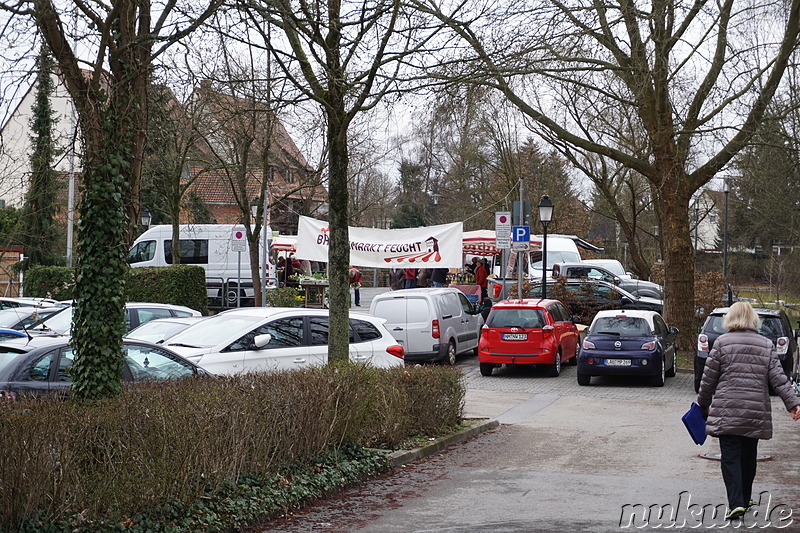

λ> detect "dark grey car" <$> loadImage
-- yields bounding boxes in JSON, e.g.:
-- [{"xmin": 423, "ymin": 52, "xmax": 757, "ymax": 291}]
[
  {"xmin": 552, "ymin": 262, "xmax": 663, "ymax": 299},
  {"xmin": 694, "ymin": 306, "xmax": 800, "ymax": 392}
]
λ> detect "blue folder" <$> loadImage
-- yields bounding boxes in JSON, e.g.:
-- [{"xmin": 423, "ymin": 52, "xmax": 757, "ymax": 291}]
[{"xmin": 682, "ymin": 402, "xmax": 707, "ymax": 445}]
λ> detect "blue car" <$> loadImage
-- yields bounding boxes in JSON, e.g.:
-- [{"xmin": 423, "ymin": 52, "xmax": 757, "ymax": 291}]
[{"xmin": 577, "ymin": 309, "xmax": 678, "ymax": 387}]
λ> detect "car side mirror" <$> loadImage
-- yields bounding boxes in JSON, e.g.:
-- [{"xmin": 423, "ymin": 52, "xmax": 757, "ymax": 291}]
[
  {"xmin": 253, "ymin": 333, "xmax": 272, "ymax": 349},
  {"xmin": 669, "ymin": 326, "xmax": 679, "ymax": 335},
  {"xmin": 613, "ymin": 276, "xmax": 621, "ymax": 285}
]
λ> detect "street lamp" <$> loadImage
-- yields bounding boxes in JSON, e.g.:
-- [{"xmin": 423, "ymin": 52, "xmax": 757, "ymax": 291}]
[
  {"xmin": 537, "ymin": 194, "xmax": 553, "ymax": 299},
  {"xmin": 140, "ymin": 209, "xmax": 152, "ymax": 228},
  {"xmin": 722, "ymin": 177, "xmax": 732, "ymax": 305},
  {"xmin": 251, "ymin": 196, "xmax": 270, "ymax": 307}
]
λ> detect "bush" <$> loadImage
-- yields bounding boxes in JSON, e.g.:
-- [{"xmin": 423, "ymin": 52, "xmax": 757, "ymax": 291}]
[
  {"xmin": 263, "ymin": 286, "xmax": 304, "ymax": 307},
  {"xmin": 0, "ymin": 364, "xmax": 464, "ymax": 530},
  {"xmin": 23, "ymin": 266, "xmax": 75, "ymax": 301},
  {"xmin": 126, "ymin": 266, "xmax": 208, "ymax": 315}
]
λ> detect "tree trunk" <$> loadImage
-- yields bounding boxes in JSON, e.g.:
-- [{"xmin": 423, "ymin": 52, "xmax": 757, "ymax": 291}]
[
  {"xmin": 660, "ymin": 185, "xmax": 695, "ymax": 353},
  {"xmin": 328, "ymin": 110, "xmax": 350, "ymax": 363}
]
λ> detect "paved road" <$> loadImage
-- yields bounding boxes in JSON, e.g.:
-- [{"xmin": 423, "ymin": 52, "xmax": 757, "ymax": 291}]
[
  {"xmin": 251, "ymin": 340, "xmax": 800, "ymax": 532},
  {"xmin": 252, "ymin": 287, "xmax": 800, "ymax": 531}
]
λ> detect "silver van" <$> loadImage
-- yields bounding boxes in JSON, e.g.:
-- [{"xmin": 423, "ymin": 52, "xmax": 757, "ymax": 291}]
[{"xmin": 369, "ymin": 287, "xmax": 483, "ymax": 365}]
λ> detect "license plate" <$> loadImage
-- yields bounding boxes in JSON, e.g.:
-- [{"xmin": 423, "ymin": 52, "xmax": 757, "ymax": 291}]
[
  {"xmin": 502, "ymin": 333, "xmax": 528, "ymax": 341},
  {"xmin": 605, "ymin": 359, "xmax": 631, "ymax": 366}
]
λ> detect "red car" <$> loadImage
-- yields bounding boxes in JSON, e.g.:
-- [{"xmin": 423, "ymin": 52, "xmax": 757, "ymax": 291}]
[{"xmin": 478, "ymin": 299, "xmax": 580, "ymax": 377}]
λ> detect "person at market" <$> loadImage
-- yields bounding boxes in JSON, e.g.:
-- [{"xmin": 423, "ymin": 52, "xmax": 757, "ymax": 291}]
[
  {"xmin": 404, "ymin": 268, "xmax": 417, "ymax": 289},
  {"xmin": 473, "ymin": 258, "xmax": 488, "ymax": 300},
  {"xmin": 348, "ymin": 266, "xmax": 363, "ymax": 306},
  {"xmin": 431, "ymin": 267, "xmax": 448, "ymax": 287},
  {"xmin": 390, "ymin": 268, "xmax": 405, "ymax": 290},
  {"xmin": 696, "ymin": 301, "xmax": 800, "ymax": 522},
  {"xmin": 276, "ymin": 257, "xmax": 286, "ymax": 287}
]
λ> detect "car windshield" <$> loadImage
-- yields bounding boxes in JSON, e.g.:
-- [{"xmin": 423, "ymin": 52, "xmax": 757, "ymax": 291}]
[
  {"xmin": 487, "ymin": 308, "xmax": 545, "ymax": 329},
  {"xmin": 167, "ymin": 314, "xmax": 266, "ymax": 348},
  {"xmin": 125, "ymin": 319, "xmax": 199, "ymax": 343},
  {"xmin": 590, "ymin": 316, "xmax": 651, "ymax": 336},
  {"xmin": 35, "ymin": 307, "xmax": 72, "ymax": 335},
  {"xmin": 706, "ymin": 315, "xmax": 784, "ymax": 338},
  {"xmin": 0, "ymin": 309, "xmax": 34, "ymax": 328},
  {"xmin": 0, "ymin": 350, "xmax": 27, "ymax": 374},
  {"xmin": 532, "ymin": 251, "xmax": 581, "ymax": 270},
  {"xmin": 590, "ymin": 260, "xmax": 625, "ymax": 277}
]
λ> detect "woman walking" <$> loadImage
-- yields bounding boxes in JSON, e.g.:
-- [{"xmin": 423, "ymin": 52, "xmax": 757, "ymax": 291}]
[{"xmin": 697, "ymin": 301, "xmax": 800, "ymax": 522}]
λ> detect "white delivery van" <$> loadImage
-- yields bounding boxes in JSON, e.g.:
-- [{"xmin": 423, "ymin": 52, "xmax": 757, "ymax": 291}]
[
  {"xmin": 369, "ymin": 287, "xmax": 484, "ymax": 365},
  {"xmin": 127, "ymin": 224, "xmax": 276, "ymax": 307},
  {"xmin": 528, "ymin": 236, "xmax": 582, "ymax": 281}
]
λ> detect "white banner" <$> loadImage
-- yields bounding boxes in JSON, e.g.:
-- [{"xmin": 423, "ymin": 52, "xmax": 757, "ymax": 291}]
[{"xmin": 296, "ymin": 216, "xmax": 464, "ymax": 268}]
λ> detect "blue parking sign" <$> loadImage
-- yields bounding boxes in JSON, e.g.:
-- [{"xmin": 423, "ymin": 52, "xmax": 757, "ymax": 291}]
[{"xmin": 512, "ymin": 225, "xmax": 530, "ymax": 242}]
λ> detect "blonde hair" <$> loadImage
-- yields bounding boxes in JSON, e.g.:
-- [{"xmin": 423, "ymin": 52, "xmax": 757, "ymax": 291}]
[{"xmin": 723, "ymin": 301, "xmax": 760, "ymax": 331}]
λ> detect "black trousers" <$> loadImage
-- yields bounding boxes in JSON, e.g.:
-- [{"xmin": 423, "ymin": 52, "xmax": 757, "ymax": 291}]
[{"xmin": 718, "ymin": 434, "xmax": 759, "ymax": 509}]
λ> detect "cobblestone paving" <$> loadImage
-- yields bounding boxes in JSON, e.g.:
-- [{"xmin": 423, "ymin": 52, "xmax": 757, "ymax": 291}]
[{"xmin": 456, "ymin": 355, "xmax": 697, "ymax": 403}]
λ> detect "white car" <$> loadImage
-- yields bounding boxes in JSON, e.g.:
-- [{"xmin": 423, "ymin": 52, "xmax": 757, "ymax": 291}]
[
  {"xmin": 125, "ymin": 316, "xmax": 209, "ymax": 344},
  {"xmin": 32, "ymin": 302, "xmax": 202, "ymax": 335},
  {"xmin": 163, "ymin": 307, "xmax": 405, "ymax": 375}
]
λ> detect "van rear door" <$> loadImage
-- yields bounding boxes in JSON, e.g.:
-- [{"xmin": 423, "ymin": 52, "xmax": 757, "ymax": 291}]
[{"xmin": 371, "ymin": 296, "xmax": 410, "ymax": 349}]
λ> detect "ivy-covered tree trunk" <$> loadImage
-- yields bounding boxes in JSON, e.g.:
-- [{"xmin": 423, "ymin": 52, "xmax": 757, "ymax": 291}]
[
  {"xmin": 69, "ymin": 104, "xmax": 132, "ymax": 400},
  {"xmin": 22, "ymin": 43, "xmax": 60, "ymax": 267}
]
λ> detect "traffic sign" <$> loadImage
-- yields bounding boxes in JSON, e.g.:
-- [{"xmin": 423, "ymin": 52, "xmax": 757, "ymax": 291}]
[
  {"xmin": 511, "ymin": 241, "xmax": 530, "ymax": 251},
  {"xmin": 512, "ymin": 225, "xmax": 530, "ymax": 242},
  {"xmin": 496, "ymin": 236, "xmax": 511, "ymax": 249},
  {"xmin": 495, "ymin": 211, "xmax": 512, "ymax": 239},
  {"xmin": 231, "ymin": 227, "xmax": 247, "ymax": 252}
]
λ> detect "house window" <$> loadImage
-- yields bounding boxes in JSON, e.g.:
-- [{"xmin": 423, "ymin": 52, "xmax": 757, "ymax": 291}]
[
  {"xmin": 287, "ymin": 169, "xmax": 294, "ymax": 184},
  {"xmin": 710, "ymin": 214, "xmax": 717, "ymax": 223}
]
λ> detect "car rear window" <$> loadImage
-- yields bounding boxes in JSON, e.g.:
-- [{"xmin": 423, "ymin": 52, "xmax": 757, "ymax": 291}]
[
  {"xmin": 0, "ymin": 351, "xmax": 27, "ymax": 375},
  {"xmin": 705, "ymin": 315, "xmax": 784, "ymax": 338},
  {"xmin": 351, "ymin": 319, "xmax": 381, "ymax": 342},
  {"xmin": 487, "ymin": 308, "xmax": 545, "ymax": 329},
  {"xmin": 590, "ymin": 316, "xmax": 650, "ymax": 335}
]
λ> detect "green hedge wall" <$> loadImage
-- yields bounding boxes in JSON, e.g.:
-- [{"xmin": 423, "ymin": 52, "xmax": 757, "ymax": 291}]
[{"xmin": 24, "ymin": 265, "xmax": 208, "ymax": 315}]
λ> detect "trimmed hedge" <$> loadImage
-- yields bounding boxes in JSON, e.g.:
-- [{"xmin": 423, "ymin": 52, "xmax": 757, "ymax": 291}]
[
  {"xmin": 0, "ymin": 364, "xmax": 464, "ymax": 531},
  {"xmin": 24, "ymin": 265, "xmax": 208, "ymax": 315}
]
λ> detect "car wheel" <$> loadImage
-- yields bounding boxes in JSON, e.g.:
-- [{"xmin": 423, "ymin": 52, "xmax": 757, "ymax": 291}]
[
  {"xmin": 444, "ymin": 341, "xmax": 457, "ymax": 366},
  {"xmin": 479, "ymin": 362, "xmax": 494, "ymax": 376},
  {"xmin": 652, "ymin": 356, "xmax": 665, "ymax": 387},
  {"xmin": 665, "ymin": 352, "xmax": 676, "ymax": 378},
  {"xmin": 548, "ymin": 349, "xmax": 562, "ymax": 377},
  {"xmin": 577, "ymin": 372, "xmax": 590, "ymax": 386},
  {"xmin": 694, "ymin": 357, "xmax": 704, "ymax": 393}
]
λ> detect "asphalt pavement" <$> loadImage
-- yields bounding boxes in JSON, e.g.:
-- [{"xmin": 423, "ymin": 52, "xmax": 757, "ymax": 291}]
[{"xmin": 254, "ymin": 294, "xmax": 800, "ymax": 532}]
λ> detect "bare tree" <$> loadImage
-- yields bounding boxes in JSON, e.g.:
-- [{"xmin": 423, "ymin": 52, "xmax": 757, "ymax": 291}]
[
  {"xmin": 418, "ymin": 0, "xmax": 800, "ymax": 349},
  {"xmin": 239, "ymin": 0, "xmax": 442, "ymax": 361}
]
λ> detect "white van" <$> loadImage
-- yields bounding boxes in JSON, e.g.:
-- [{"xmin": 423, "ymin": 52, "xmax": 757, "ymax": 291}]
[
  {"xmin": 528, "ymin": 236, "xmax": 582, "ymax": 280},
  {"xmin": 369, "ymin": 287, "xmax": 484, "ymax": 365},
  {"xmin": 128, "ymin": 224, "xmax": 276, "ymax": 307}
]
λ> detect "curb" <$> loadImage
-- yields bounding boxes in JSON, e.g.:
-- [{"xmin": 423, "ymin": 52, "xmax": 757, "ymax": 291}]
[{"xmin": 383, "ymin": 418, "xmax": 500, "ymax": 467}]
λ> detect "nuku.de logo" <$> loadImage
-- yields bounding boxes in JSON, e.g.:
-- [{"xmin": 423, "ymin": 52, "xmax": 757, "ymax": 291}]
[{"xmin": 619, "ymin": 491, "xmax": 793, "ymax": 529}]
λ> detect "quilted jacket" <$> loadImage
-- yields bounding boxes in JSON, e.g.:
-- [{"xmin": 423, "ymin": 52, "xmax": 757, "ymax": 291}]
[{"xmin": 697, "ymin": 329, "xmax": 800, "ymax": 440}]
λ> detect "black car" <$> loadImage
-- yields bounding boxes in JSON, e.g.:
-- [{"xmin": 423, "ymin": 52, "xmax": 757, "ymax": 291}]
[
  {"xmin": 694, "ymin": 307, "xmax": 800, "ymax": 392},
  {"xmin": 0, "ymin": 336, "xmax": 208, "ymax": 400},
  {"xmin": 552, "ymin": 262, "xmax": 663, "ymax": 299},
  {"xmin": 529, "ymin": 279, "xmax": 663, "ymax": 324}
]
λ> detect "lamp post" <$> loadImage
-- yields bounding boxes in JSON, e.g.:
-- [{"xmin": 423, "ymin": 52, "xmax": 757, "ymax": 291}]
[
  {"xmin": 723, "ymin": 177, "xmax": 732, "ymax": 305},
  {"xmin": 694, "ymin": 201, "xmax": 699, "ymax": 269},
  {"xmin": 537, "ymin": 195, "xmax": 553, "ymax": 299},
  {"xmin": 251, "ymin": 197, "xmax": 269, "ymax": 307},
  {"xmin": 140, "ymin": 209, "xmax": 152, "ymax": 228}
]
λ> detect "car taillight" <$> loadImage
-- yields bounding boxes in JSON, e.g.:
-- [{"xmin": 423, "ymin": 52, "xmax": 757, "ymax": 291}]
[
  {"xmin": 641, "ymin": 341, "xmax": 656, "ymax": 350},
  {"xmin": 386, "ymin": 344, "xmax": 405, "ymax": 359},
  {"xmin": 582, "ymin": 339, "xmax": 595, "ymax": 350},
  {"xmin": 0, "ymin": 390, "xmax": 16, "ymax": 401},
  {"xmin": 432, "ymin": 319, "xmax": 440, "ymax": 339},
  {"xmin": 776, "ymin": 337, "xmax": 789, "ymax": 355},
  {"xmin": 697, "ymin": 334, "xmax": 709, "ymax": 352}
]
